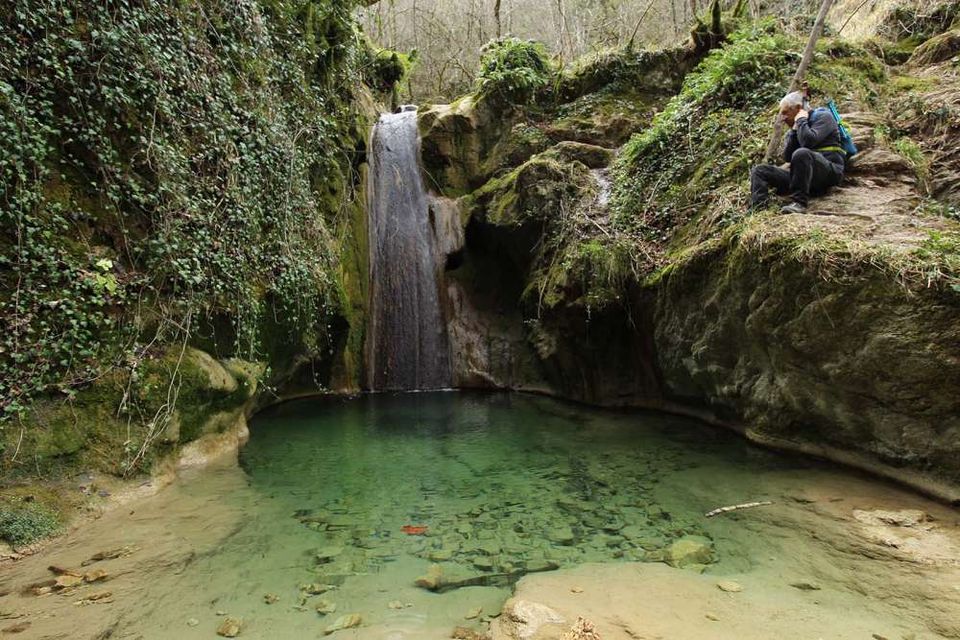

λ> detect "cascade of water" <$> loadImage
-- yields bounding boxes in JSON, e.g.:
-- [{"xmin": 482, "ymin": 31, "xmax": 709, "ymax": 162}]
[{"xmin": 365, "ymin": 108, "xmax": 452, "ymax": 391}]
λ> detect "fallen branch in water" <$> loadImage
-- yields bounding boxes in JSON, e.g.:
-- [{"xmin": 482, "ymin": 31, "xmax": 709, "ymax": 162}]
[{"xmin": 705, "ymin": 501, "xmax": 774, "ymax": 518}]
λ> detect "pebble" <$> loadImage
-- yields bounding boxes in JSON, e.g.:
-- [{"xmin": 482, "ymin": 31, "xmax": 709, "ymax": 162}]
[
  {"xmin": 705, "ymin": 612, "xmax": 720, "ymax": 621},
  {"xmin": 789, "ymin": 581, "xmax": 821, "ymax": 591},
  {"xmin": 216, "ymin": 617, "xmax": 242, "ymax": 638},
  {"xmin": 316, "ymin": 599, "xmax": 337, "ymax": 615},
  {"xmin": 570, "ymin": 586, "xmax": 584, "ymax": 594},
  {"xmin": 323, "ymin": 613, "xmax": 362, "ymax": 635},
  {"xmin": 315, "ymin": 547, "xmax": 344, "ymax": 563},
  {"xmin": 54, "ymin": 575, "xmax": 83, "ymax": 589},
  {"xmin": 263, "ymin": 594, "xmax": 279, "ymax": 604},
  {"xmin": 300, "ymin": 583, "xmax": 336, "ymax": 595},
  {"xmin": 465, "ymin": 606, "xmax": 483, "ymax": 619},
  {"xmin": 547, "ymin": 526, "xmax": 576, "ymax": 545},
  {"xmin": 186, "ymin": 618, "xmax": 199, "ymax": 627},
  {"xmin": 83, "ymin": 569, "xmax": 109, "ymax": 583},
  {"xmin": 717, "ymin": 580, "xmax": 742, "ymax": 593}
]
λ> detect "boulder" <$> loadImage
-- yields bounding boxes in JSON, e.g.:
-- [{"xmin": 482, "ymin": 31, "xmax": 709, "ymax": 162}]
[{"xmin": 550, "ymin": 142, "xmax": 615, "ymax": 169}]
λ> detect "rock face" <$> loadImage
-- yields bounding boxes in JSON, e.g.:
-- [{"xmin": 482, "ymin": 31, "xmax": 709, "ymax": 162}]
[{"xmin": 653, "ymin": 247, "xmax": 960, "ymax": 487}]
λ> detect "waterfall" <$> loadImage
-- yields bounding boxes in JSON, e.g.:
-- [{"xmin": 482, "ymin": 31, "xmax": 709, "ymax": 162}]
[{"xmin": 365, "ymin": 108, "xmax": 453, "ymax": 391}]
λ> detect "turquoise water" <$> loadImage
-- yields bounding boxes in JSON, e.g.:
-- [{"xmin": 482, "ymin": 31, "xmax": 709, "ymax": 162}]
[{"xmin": 240, "ymin": 391, "xmax": 804, "ymax": 590}]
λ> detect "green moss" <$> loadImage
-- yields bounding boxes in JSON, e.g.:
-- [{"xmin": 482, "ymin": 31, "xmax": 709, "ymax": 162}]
[
  {"xmin": 367, "ymin": 47, "xmax": 417, "ymax": 100},
  {"xmin": 862, "ymin": 35, "xmax": 922, "ymax": 65},
  {"xmin": 888, "ymin": 74, "xmax": 935, "ymax": 94},
  {"xmin": 2, "ymin": 347, "xmax": 251, "ymax": 478},
  {"xmin": 474, "ymin": 38, "xmax": 553, "ymax": 107},
  {"xmin": 332, "ymin": 174, "xmax": 371, "ymax": 390},
  {"xmin": 894, "ymin": 137, "xmax": 931, "ymax": 192},
  {"xmin": 914, "ymin": 230, "xmax": 960, "ymax": 290},
  {"xmin": 611, "ymin": 21, "xmax": 796, "ymax": 238},
  {"xmin": 470, "ymin": 154, "xmax": 593, "ymax": 227},
  {"xmin": 557, "ymin": 46, "xmax": 694, "ymax": 102},
  {"xmin": 909, "ymin": 29, "xmax": 960, "ymax": 65},
  {"xmin": 0, "ymin": 501, "xmax": 61, "ymax": 546}
]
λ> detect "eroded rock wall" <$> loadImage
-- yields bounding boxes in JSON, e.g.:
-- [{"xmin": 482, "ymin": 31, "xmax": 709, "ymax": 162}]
[{"xmin": 653, "ymin": 247, "xmax": 960, "ymax": 487}]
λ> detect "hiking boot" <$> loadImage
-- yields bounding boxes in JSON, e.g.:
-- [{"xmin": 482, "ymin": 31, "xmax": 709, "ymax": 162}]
[{"xmin": 780, "ymin": 202, "xmax": 806, "ymax": 214}]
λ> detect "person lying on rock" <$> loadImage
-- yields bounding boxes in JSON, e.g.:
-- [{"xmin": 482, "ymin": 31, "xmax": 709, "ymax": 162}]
[{"xmin": 750, "ymin": 90, "xmax": 846, "ymax": 214}]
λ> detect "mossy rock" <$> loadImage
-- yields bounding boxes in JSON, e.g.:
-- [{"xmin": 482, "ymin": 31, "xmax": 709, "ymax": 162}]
[
  {"xmin": 909, "ymin": 29, "xmax": 960, "ymax": 65},
  {"xmin": 3, "ymin": 348, "xmax": 255, "ymax": 477},
  {"xmin": 544, "ymin": 92, "xmax": 657, "ymax": 147},
  {"xmin": 545, "ymin": 141, "xmax": 615, "ymax": 169},
  {"xmin": 469, "ymin": 154, "xmax": 594, "ymax": 228},
  {"xmin": 420, "ymin": 96, "xmax": 519, "ymax": 195},
  {"xmin": 556, "ymin": 45, "xmax": 696, "ymax": 103}
]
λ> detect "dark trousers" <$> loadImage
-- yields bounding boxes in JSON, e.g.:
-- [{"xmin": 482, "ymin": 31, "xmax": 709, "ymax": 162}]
[{"xmin": 750, "ymin": 148, "xmax": 843, "ymax": 207}]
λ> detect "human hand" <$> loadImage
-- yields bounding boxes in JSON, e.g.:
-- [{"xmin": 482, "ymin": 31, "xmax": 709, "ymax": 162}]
[{"xmin": 793, "ymin": 109, "xmax": 809, "ymax": 127}]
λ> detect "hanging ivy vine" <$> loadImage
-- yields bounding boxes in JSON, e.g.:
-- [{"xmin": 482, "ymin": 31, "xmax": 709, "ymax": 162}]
[{"xmin": 0, "ymin": 0, "xmax": 370, "ymax": 422}]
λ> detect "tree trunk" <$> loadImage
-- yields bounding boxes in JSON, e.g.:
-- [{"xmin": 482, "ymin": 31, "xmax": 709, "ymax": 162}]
[
  {"xmin": 556, "ymin": 0, "xmax": 573, "ymax": 59},
  {"xmin": 763, "ymin": 0, "xmax": 836, "ymax": 162},
  {"xmin": 494, "ymin": 0, "xmax": 502, "ymax": 38}
]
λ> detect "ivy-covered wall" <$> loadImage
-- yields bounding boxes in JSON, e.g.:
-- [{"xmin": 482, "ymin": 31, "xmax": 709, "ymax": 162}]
[{"xmin": 0, "ymin": 0, "xmax": 390, "ymax": 477}]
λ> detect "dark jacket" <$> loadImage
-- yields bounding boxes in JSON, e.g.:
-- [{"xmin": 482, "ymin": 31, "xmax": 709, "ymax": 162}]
[{"xmin": 783, "ymin": 109, "xmax": 846, "ymax": 168}]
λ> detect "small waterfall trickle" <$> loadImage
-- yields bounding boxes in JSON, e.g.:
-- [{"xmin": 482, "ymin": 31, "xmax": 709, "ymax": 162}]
[{"xmin": 365, "ymin": 108, "xmax": 453, "ymax": 391}]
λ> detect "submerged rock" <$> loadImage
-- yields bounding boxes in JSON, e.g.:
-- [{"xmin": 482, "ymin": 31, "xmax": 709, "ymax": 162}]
[
  {"xmin": 562, "ymin": 616, "xmax": 601, "ymax": 640},
  {"xmin": 716, "ymin": 580, "xmax": 742, "ymax": 593},
  {"xmin": 315, "ymin": 547, "xmax": 344, "ymax": 563},
  {"xmin": 315, "ymin": 599, "xmax": 337, "ymax": 615},
  {"xmin": 83, "ymin": 569, "xmax": 108, "ymax": 583},
  {"xmin": 415, "ymin": 563, "xmax": 445, "ymax": 591},
  {"xmin": 323, "ymin": 613, "xmax": 361, "ymax": 635},
  {"xmin": 300, "ymin": 583, "xmax": 336, "ymax": 595},
  {"xmin": 216, "ymin": 617, "xmax": 242, "ymax": 638},
  {"xmin": 648, "ymin": 535, "xmax": 714, "ymax": 568},
  {"xmin": 547, "ymin": 526, "xmax": 576, "ymax": 546},
  {"xmin": 452, "ymin": 626, "xmax": 491, "ymax": 640},
  {"xmin": 789, "ymin": 581, "xmax": 822, "ymax": 591},
  {"xmin": 53, "ymin": 574, "xmax": 83, "ymax": 589}
]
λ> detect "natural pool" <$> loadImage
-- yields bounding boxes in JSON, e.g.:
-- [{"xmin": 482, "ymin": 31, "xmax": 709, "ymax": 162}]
[
  {"xmin": 241, "ymin": 390, "xmax": 758, "ymax": 578},
  {"xmin": 4, "ymin": 392, "xmax": 960, "ymax": 639}
]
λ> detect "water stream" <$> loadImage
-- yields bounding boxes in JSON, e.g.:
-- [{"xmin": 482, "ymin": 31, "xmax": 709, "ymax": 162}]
[{"xmin": 365, "ymin": 109, "xmax": 452, "ymax": 391}]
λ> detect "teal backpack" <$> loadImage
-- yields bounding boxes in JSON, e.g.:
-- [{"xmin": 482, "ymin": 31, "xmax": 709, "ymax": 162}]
[{"xmin": 809, "ymin": 101, "xmax": 858, "ymax": 158}]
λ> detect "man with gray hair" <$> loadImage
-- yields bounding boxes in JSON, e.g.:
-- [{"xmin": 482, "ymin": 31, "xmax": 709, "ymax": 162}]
[{"xmin": 750, "ymin": 90, "xmax": 846, "ymax": 213}]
